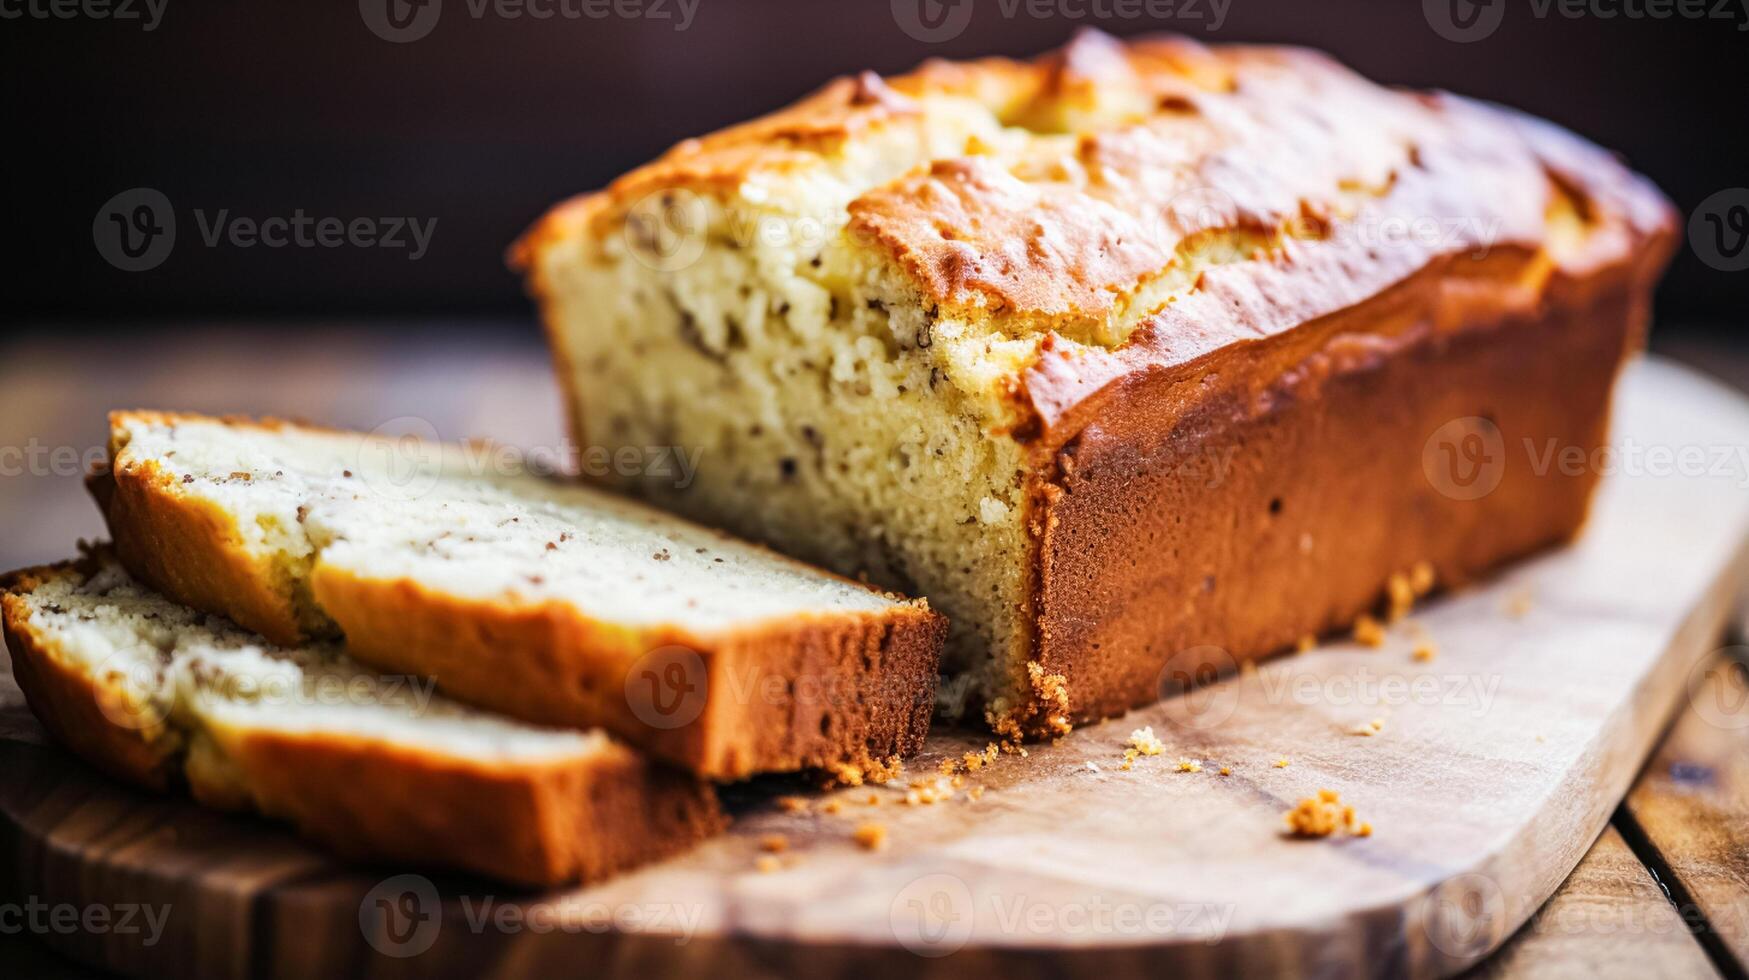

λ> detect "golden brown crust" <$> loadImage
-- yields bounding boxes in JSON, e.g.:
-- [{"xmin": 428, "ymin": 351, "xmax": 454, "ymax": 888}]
[
  {"xmin": 94, "ymin": 461, "xmax": 311, "ymax": 647},
  {"xmin": 516, "ymin": 30, "xmax": 1673, "ymax": 339},
  {"xmin": 95, "ymin": 409, "xmax": 336, "ymax": 646},
  {"xmin": 219, "ymin": 728, "xmax": 724, "ymax": 888},
  {"xmin": 92, "ymin": 411, "xmax": 947, "ymax": 779},
  {"xmin": 1025, "ymin": 246, "xmax": 1656, "ymax": 722},
  {"xmin": 1, "ymin": 558, "xmax": 725, "ymax": 887},
  {"xmin": 1, "ymin": 559, "xmax": 180, "ymax": 792},
  {"xmin": 311, "ymin": 563, "xmax": 943, "ymax": 780}
]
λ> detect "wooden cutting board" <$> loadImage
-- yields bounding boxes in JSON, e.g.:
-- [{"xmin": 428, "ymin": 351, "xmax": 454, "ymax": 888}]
[{"xmin": 3, "ymin": 357, "xmax": 1747, "ymax": 980}]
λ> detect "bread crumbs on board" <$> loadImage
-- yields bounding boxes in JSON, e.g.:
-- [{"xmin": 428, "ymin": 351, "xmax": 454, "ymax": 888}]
[
  {"xmin": 853, "ymin": 822, "xmax": 888, "ymax": 851},
  {"xmin": 1176, "ymin": 758, "xmax": 1203, "ymax": 773},
  {"xmin": 903, "ymin": 776, "xmax": 955, "ymax": 805},
  {"xmin": 1506, "ymin": 588, "xmax": 1534, "ymax": 618},
  {"xmin": 755, "ymin": 855, "xmax": 782, "ymax": 874},
  {"xmin": 970, "ymin": 743, "xmax": 1000, "ymax": 769},
  {"xmin": 758, "ymin": 834, "xmax": 789, "ymax": 854},
  {"xmin": 1284, "ymin": 789, "xmax": 1371, "ymax": 838},
  {"xmin": 1386, "ymin": 573, "xmax": 1415, "ymax": 624},
  {"xmin": 987, "ymin": 662, "xmax": 1073, "ymax": 744},
  {"xmin": 1029, "ymin": 661, "xmax": 1074, "ymax": 737},
  {"xmin": 1274, "ymin": 757, "xmax": 1291, "ymax": 768},
  {"xmin": 824, "ymin": 754, "xmax": 905, "ymax": 788},
  {"xmin": 1353, "ymin": 614, "xmax": 1386, "ymax": 648},
  {"xmin": 1128, "ymin": 727, "xmax": 1165, "ymax": 756},
  {"xmin": 1387, "ymin": 562, "xmax": 1438, "ymax": 623},
  {"xmin": 1350, "ymin": 718, "xmax": 1386, "ymax": 737},
  {"xmin": 1409, "ymin": 560, "xmax": 1437, "ymax": 596},
  {"xmin": 777, "ymin": 796, "xmax": 810, "ymax": 813},
  {"xmin": 1406, "ymin": 620, "xmax": 1437, "ymax": 662},
  {"xmin": 1120, "ymin": 726, "xmax": 1165, "ymax": 770}
]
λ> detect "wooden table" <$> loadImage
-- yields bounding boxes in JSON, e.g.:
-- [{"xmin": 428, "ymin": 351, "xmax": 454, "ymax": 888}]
[{"xmin": 1, "ymin": 323, "xmax": 1745, "ymax": 980}]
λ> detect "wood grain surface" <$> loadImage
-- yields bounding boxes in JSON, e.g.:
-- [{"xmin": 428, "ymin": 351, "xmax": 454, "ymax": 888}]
[
  {"xmin": 1623, "ymin": 650, "xmax": 1749, "ymax": 968},
  {"xmin": 1, "ymin": 356, "xmax": 1746, "ymax": 980},
  {"xmin": 1464, "ymin": 825, "xmax": 1720, "ymax": 980}
]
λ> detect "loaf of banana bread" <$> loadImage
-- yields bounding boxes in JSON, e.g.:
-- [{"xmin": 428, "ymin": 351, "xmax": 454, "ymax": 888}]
[{"xmin": 516, "ymin": 31, "xmax": 1677, "ymax": 734}]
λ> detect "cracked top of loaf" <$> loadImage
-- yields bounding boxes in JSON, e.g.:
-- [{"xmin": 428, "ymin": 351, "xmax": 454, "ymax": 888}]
[{"xmin": 518, "ymin": 30, "xmax": 1674, "ymax": 424}]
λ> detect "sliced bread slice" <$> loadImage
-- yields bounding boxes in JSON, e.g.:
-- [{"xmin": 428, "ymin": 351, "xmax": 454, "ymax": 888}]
[
  {"xmin": 1, "ymin": 549, "xmax": 724, "ymax": 887},
  {"xmin": 92, "ymin": 411, "xmax": 946, "ymax": 779}
]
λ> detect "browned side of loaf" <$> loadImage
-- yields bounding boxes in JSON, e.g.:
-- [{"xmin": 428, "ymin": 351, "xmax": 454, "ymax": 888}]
[
  {"xmin": 309, "ymin": 563, "xmax": 945, "ymax": 780},
  {"xmin": 1024, "ymin": 248, "xmax": 1661, "ymax": 722},
  {"xmin": 220, "ymin": 728, "xmax": 725, "ymax": 888}
]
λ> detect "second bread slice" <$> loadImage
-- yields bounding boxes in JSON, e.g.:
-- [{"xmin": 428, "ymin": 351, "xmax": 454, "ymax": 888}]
[
  {"xmin": 2, "ymin": 549, "xmax": 723, "ymax": 886},
  {"xmin": 91, "ymin": 411, "xmax": 945, "ymax": 779}
]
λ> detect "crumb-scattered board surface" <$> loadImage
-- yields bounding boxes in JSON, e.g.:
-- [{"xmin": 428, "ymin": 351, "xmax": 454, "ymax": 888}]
[{"xmin": 2, "ymin": 358, "xmax": 1747, "ymax": 980}]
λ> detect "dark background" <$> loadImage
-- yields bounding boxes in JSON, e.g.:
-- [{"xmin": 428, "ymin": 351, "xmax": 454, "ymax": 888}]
[
  {"xmin": 6, "ymin": 0, "xmax": 1747, "ymax": 328},
  {"xmin": 2, "ymin": 8, "xmax": 1747, "ymax": 975}
]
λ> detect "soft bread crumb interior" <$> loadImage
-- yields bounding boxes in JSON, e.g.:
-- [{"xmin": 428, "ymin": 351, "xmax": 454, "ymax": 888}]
[
  {"xmin": 18, "ymin": 560, "xmax": 600, "ymax": 764},
  {"xmin": 534, "ymin": 142, "xmax": 1041, "ymax": 716},
  {"xmin": 114, "ymin": 416, "xmax": 908, "ymax": 635}
]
